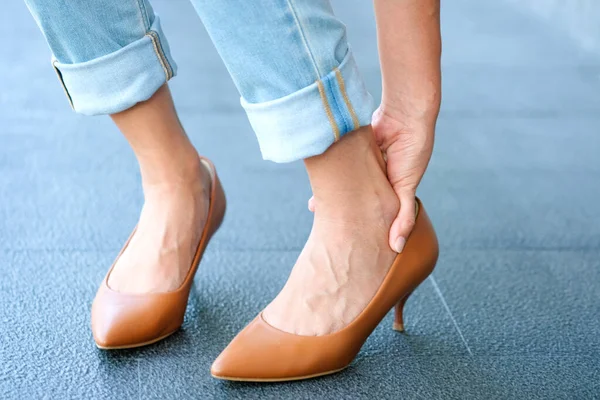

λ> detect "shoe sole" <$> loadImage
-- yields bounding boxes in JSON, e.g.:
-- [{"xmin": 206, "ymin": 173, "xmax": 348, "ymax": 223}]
[
  {"xmin": 211, "ymin": 366, "xmax": 347, "ymax": 382},
  {"xmin": 95, "ymin": 329, "xmax": 178, "ymax": 350}
]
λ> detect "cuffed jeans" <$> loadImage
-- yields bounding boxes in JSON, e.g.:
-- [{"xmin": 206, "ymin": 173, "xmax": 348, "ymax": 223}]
[{"xmin": 25, "ymin": 0, "xmax": 375, "ymax": 162}]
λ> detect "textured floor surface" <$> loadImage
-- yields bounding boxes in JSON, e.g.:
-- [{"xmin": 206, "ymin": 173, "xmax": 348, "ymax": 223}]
[{"xmin": 1, "ymin": 0, "xmax": 599, "ymax": 399}]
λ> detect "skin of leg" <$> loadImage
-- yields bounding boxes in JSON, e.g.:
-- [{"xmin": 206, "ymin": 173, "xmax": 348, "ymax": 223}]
[
  {"xmin": 190, "ymin": 0, "xmax": 398, "ymax": 334},
  {"xmin": 25, "ymin": 0, "xmax": 194, "ymax": 293},
  {"xmin": 107, "ymin": 84, "xmax": 211, "ymax": 293},
  {"xmin": 262, "ymin": 125, "xmax": 400, "ymax": 335}
]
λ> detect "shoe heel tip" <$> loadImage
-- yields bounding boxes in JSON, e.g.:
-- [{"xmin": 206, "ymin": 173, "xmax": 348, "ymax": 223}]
[{"xmin": 392, "ymin": 322, "xmax": 405, "ymax": 332}]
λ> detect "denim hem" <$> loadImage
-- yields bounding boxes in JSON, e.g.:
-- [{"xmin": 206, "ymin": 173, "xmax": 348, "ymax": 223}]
[
  {"xmin": 241, "ymin": 50, "xmax": 375, "ymax": 163},
  {"xmin": 51, "ymin": 15, "xmax": 177, "ymax": 116}
]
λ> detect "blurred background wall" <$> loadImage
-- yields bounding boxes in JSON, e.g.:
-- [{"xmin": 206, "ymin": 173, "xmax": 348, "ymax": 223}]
[{"xmin": 506, "ymin": 0, "xmax": 600, "ymax": 51}]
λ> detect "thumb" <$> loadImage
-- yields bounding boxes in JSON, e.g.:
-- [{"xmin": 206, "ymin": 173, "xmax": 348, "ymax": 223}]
[
  {"xmin": 389, "ymin": 192, "xmax": 416, "ymax": 253},
  {"xmin": 308, "ymin": 195, "xmax": 315, "ymax": 212}
]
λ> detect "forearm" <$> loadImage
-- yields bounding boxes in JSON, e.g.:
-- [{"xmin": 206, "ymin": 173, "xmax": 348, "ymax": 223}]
[{"xmin": 373, "ymin": 0, "xmax": 441, "ymax": 121}]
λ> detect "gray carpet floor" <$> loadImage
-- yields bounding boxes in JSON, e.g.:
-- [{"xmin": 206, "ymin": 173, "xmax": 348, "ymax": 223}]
[{"xmin": 1, "ymin": 0, "xmax": 599, "ymax": 398}]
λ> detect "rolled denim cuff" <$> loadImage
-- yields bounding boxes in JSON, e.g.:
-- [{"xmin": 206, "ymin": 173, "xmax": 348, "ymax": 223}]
[
  {"xmin": 241, "ymin": 50, "xmax": 375, "ymax": 163},
  {"xmin": 51, "ymin": 16, "xmax": 176, "ymax": 116}
]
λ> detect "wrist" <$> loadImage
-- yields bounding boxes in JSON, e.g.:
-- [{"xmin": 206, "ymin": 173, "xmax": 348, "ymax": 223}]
[
  {"xmin": 381, "ymin": 85, "xmax": 440, "ymax": 120},
  {"xmin": 379, "ymin": 97, "xmax": 440, "ymax": 125}
]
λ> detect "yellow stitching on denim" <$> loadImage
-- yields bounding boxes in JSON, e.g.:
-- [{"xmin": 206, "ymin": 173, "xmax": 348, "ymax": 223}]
[
  {"xmin": 146, "ymin": 31, "xmax": 171, "ymax": 80},
  {"xmin": 52, "ymin": 61, "xmax": 74, "ymax": 109},
  {"xmin": 334, "ymin": 68, "xmax": 359, "ymax": 130},
  {"xmin": 317, "ymin": 80, "xmax": 340, "ymax": 142}
]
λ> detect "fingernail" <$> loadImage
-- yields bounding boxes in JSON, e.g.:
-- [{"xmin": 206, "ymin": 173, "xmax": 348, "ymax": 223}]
[{"xmin": 394, "ymin": 237, "xmax": 406, "ymax": 253}]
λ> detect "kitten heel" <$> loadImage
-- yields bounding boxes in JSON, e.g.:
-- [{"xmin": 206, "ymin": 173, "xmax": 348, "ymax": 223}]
[{"xmin": 393, "ymin": 290, "xmax": 413, "ymax": 332}]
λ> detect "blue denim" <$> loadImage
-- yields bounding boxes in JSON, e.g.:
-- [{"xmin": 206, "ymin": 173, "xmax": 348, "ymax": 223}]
[{"xmin": 25, "ymin": 0, "xmax": 375, "ymax": 162}]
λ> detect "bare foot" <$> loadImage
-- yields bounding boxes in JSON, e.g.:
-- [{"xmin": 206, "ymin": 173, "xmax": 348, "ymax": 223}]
[
  {"xmin": 108, "ymin": 156, "xmax": 211, "ymax": 293},
  {"xmin": 263, "ymin": 127, "xmax": 400, "ymax": 335}
]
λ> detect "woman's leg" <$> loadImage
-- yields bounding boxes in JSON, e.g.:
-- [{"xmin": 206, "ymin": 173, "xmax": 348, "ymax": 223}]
[
  {"xmin": 268, "ymin": 126, "xmax": 399, "ymax": 335},
  {"xmin": 25, "ymin": 1, "xmax": 208, "ymax": 293},
  {"xmin": 107, "ymin": 85, "xmax": 210, "ymax": 293},
  {"xmin": 191, "ymin": 0, "xmax": 399, "ymax": 334}
]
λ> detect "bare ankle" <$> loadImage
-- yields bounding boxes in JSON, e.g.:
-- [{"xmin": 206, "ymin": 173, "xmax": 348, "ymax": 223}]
[
  {"xmin": 305, "ymin": 126, "xmax": 399, "ymax": 226},
  {"xmin": 139, "ymin": 149, "xmax": 204, "ymax": 188}
]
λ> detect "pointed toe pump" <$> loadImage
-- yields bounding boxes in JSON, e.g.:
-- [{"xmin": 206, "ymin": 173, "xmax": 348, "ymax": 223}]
[
  {"xmin": 91, "ymin": 157, "xmax": 226, "ymax": 350},
  {"xmin": 211, "ymin": 198, "xmax": 438, "ymax": 382}
]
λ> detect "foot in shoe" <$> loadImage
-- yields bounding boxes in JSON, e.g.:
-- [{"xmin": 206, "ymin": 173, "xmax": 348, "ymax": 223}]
[
  {"xmin": 107, "ymin": 156, "xmax": 211, "ymax": 294},
  {"xmin": 262, "ymin": 127, "xmax": 400, "ymax": 336}
]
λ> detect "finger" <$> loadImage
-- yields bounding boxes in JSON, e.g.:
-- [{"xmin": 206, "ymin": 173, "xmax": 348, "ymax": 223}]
[
  {"xmin": 308, "ymin": 196, "xmax": 315, "ymax": 212},
  {"xmin": 388, "ymin": 193, "xmax": 416, "ymax": 253}
]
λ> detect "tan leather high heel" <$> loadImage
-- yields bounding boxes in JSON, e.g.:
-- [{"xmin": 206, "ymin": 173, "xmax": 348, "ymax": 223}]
[
  {"xmin": 211, "ymin": 198, "xmax": 438, "ymax": 382},
  {"xmin": 91, "ymin": 157, "xmax": 226, "ymax": 350}
]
